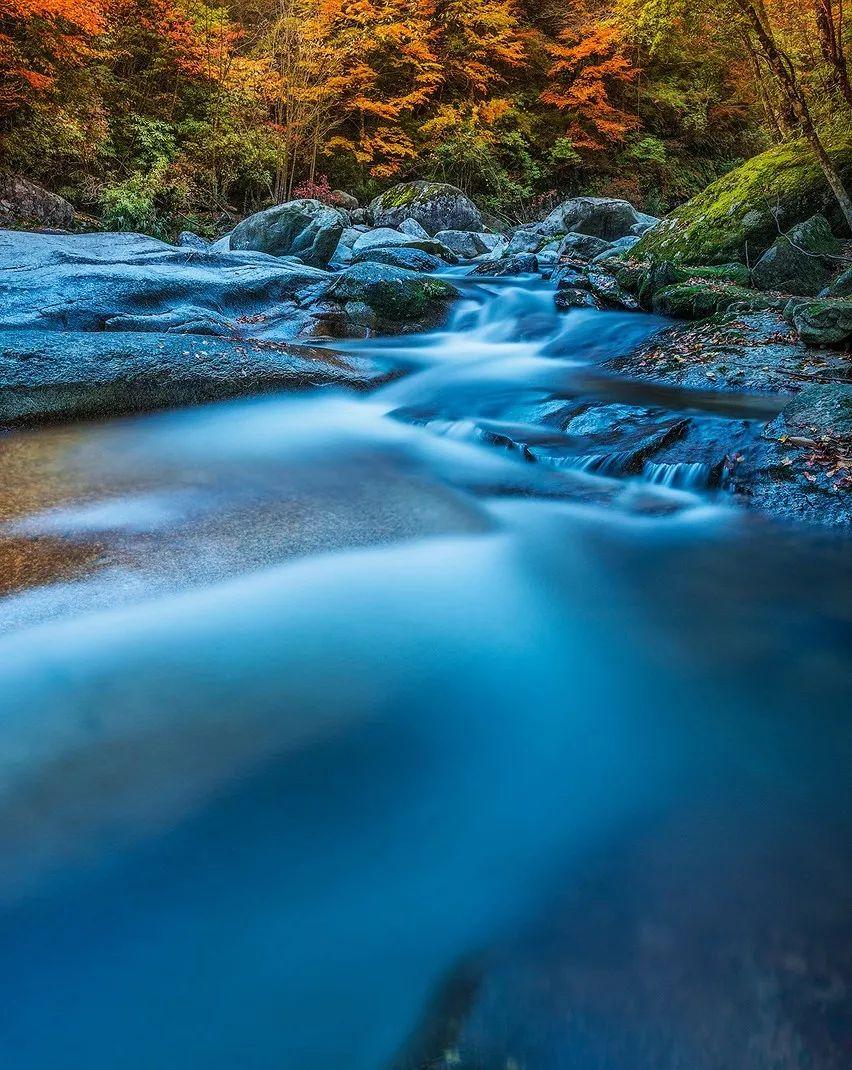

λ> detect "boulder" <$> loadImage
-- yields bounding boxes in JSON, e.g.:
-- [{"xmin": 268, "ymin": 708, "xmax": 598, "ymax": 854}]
[
  {"xmin": 786, "ymin": 298, "xmax": 852, "ymax": 345},
  {"xmin": 0, "ymin": 230, "xmax": 328, "ymax": 334},
  {"xmin": 591, "ymin": 235, "xmax": 641, "ymax": 262},
  {"xmin": 751, "ymin": 215, "xmax": 840, "ymax": 295},
  {"xmin": 506, "ymin": 229, "xmax": 544, "ymax": 255},
  {"xmin": 229, "ymin": 199, "xmax": 347, "ymax": 267},
  {"xmin": 329, "ymin": 190, "xmax": 359, "ymax": 210},
  {"xmin": 556, "ymin": 233, "xmax": 612, "ymax": 260},
  {"xmin": 536, "ymin": 197, "xmax": 648, "ymax": 241},
  {"xmin": 555, "ymin": 287, "xmax": 603, "ymax": 311},
  {"xmin": 633, "ymin": 135, "xmax": 852, "ymax": 265},
  {"xmin": 0, "ymin": 175, "xmax": 74, "ymax": 228},
  {"xmin": 433, "ymin": 229, "xmax": 491, "ymax": 259},
  {"xmin": 0, "ymin": 329, "xmax": 389, "ymax": 426},
  {"xmin": 177, "ymin": 231, "xmax": 210, "ymax": 250},
  {"xmin": 398, "ymin": 218, "xmax": 432, "ymax": 240},
  {"xmin": 468, "ymin": 254, "xmax": 538, "ymax": 277},
  {"xmin": 322, "ymin": 262, "xmax": 459, "ymax": 328},
  {"xmin": 349, "ymin": 227, "xmax": 448, "ymax": 258},
  {"xmin": 350, "ymin": 208, "xmax": 370, "ymax": 225},
  {"xmin": 821, "ymin": 266, "xmax": 852, "ymax": 298},
  {"xmin": 652, "ymin": 283, "xmax": 784, "ymax": 320},
  {"xmin": 370, "ymin": 181, "xmax": 483, "ymax": 236},
  {"xmin": 350, "ymin": 246, "xmax": 444, "ymax": 273}
]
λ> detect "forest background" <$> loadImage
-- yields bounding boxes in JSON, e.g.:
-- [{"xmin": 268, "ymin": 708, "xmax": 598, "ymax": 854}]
[{"xmin": 2, "ymin": 0, "xmax": 851, "ymax": 237}]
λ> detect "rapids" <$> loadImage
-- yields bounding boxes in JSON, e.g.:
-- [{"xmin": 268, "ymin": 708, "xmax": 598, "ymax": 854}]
[{"xmin": 0, "ymin": 270, "xmax": 850, "ymax": 1069}]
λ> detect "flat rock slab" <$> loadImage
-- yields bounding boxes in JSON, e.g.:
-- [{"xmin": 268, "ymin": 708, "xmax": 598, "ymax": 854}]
[
  {"xmin": 606, "ymin": 310, "xmax": 849, "ymax": 394},
  {"xmin": 0, "ymin": 330, "xmax": 392, "ymax": 426}
]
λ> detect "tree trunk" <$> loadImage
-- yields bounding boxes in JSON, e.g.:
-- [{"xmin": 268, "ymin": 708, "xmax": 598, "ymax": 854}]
[
  {"xmin": 815, "ymin": 0, "xmax": 852, "ymax": 108},
  {"xmin": 735, "ymin": 0, "xmax": 852, "ymax": 232}
]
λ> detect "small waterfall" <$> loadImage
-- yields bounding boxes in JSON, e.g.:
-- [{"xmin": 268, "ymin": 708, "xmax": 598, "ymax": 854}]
[{"xmin": 641, "ymin": 461, "xmax": 713, "ymax": 490}]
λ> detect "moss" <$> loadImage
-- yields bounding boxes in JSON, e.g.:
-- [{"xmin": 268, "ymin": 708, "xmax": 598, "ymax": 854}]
[
  {"xmin": 633, "ymin": 135, "xmax": 852, "ymax": 266},
  {"xmin": 652, "ymin": 282, "xmax": 783, "ymax": 320},
  {"xmin": 786, "ymin": 297, "xmax": 852, "ymax": 344},
  {"xmin": 374, "ymin": 181, "xmax": 451, "ymax": 210}
]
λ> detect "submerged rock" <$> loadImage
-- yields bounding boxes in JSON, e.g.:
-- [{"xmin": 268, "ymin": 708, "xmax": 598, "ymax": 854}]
[
  {"xmin": 229, "ymin": 199, "xmax": 347, "ymax": 267},
  {"xmin": 370, "ymin": 181, "xmax": 483, "ymax": 235}
]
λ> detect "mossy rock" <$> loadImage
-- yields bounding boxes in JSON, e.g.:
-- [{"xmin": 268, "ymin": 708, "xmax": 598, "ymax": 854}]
[
  {"xmin": 633, "ymin": 136, "xmax": 852, "ymax": 266},
  {"xmin": 786, "ymin": 297, "xmax": 852, "ymax": 345},
  {"xmin": 326, "ymin": 262, "xmax": 459, "ymax": 323},
  {"xmin": 607, "ymin": 257, "xmax": 751, "ymax": 307},
  {"xmin": 652, "ymin": 282, "xmax": 783, "ymax": 320},
  {"xmin": 369, "ymin": 182, "xmax": 483, "ymax": 236},
  {"xmin": 751, "ymin": 214, "xmax": 840, "ymax": 295}
]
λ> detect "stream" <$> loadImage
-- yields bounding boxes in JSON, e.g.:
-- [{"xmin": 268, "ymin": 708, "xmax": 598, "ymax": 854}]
[{"xmin": 0, "ymin": 270, "xmax": 850, "ymax": 1068}]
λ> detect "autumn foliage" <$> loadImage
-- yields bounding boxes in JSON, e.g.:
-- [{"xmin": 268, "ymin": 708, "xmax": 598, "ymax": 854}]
[{"xmin": 1, "ymin": 0, "xmax": 850, "ymax": 232}]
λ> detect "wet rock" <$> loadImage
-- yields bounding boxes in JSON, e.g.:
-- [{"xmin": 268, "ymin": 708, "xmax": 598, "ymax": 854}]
[
  {"xmin": 751, "ymin": 215, "xmax": 839, "ymax": 296},
  {"xmin": 554, "ymin": 287, "xmax": 603, "ymax": 311},
  {"xmin": 584, "ymin": 267, "xmax": 641, "ymax": 311},
  {"xmin": 0, "ymin": 330, "xmax": 391, "ymax": 426},
  {"xmin": 536, "ymin": 197, "xmax": 649, "ymax": 241},
  {"xmin": 607, "ymin": 309, "xmax": 849, "ymax": 393},
  {"xmin": 0, "ymin": 175, "xmax": 74, "ymax": 228},
  {"xmin": 370, "ymin": 181, "xmax": 483, "ymax": 236},
  {"xmin": 0, "ymin": 230, "xmax": 328, "ymax": 333},
  {"xmin": 434, "ymin": 230, "xmax": 491, "ymax": 259},
  {"xmin": 506, "ymin": 228, "xmax": 545, "ymax": 255},
  {"xmin": 321, "ymin": 262, "xmax": 459, "ymax": 330},
  {"xmin": 820, "ymin": 265, "xmax": 852, "ymax": 298},
  {"xmin": 557, "ymin": 232, "xmax": 612, "ymax": 260},
  {"xmin": 592, "ymin": 235, "xmax": 640, "ymax": 262},
  {"xmin": 467, "ymin": 254, "xmax": 538, "ymax": 277},
  {"xmin": 350, "ymin": 246, "xmax": 444, "ymax": 273},
  {"xmin": 786, "ymin": 298, "xmax": 852, "ymax": 345},
  {"xmin": 734, "ymin": 384, "xmax": 852, "ymax": 527},
  {"xmin": 229, "ymin": 199, "xmax": 347, "ymax": 267}
]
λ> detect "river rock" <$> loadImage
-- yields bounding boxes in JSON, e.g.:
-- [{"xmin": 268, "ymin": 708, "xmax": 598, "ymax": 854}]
[
  {"xmin": 370, "ymin": 182, "xmax": 483, "ymax": 236},
  {"xmin": 433, "ymin": 230, "xmax": 491, "ymax": 259},
  {"xmin": 349, "ymin": 227, "xmax": 452, "ymax": 259},
  {"xmin": 820, "ymin": 265, "xmax": 852, "ymax": 298},
  {"xmin": 557, "ymin": 233, "xmax": 612, "ymax": 260},
  {"xmin": 398, "ymin": 218, "xmax": 432, "ymax": 240},
  {"xmin": 651, "ymin": 283, "xmax": 783, "ymax": 320},
  {"xmin": 751, "ymin": 215, "xmax": 839, "ymax": 295},
  {"xmin": 592, "ymin": 235, "xmax": 641, "ymax": 262},
  {"xmin": 536, "ymin": 197, "xmax": 648, "ymax": 241},
  {"xmin": 0, "ymin": 175, "xmax": 74, "ymax": 228},
  {"xmin": 786, "ymin": 297, "xmax": 852, "ymax": 345},
  {"xmin": 329, "ymin": 190, "xmax": 359, "ymax": 210},
  {"xmin": 606, "ymin": 309, "xmax": 848, "ymax": 393},
  {"xmin": 350, "ymin": 246, "xmax": 444, "ymax": 273},
  {"xmin": 229, "ymin": 199, "xmax": 347, "ymax": 267},
  {"xmin": 468, "ymin": 254, "xmax": 538, "ymax": 277},
  {"xmin": 321, "ymin": 262, "xmax": 459, "ymax": 330},
  {"xmin": 0, "ymin": 230, "xmax": 328, "ymax": 332},
  {"xmin": 177, "ymin": 231, "xmax": 210, "ymax": 250},
  {"xmin": 0, "ymin": 329, "xmax": 390, "ymax": 426}
]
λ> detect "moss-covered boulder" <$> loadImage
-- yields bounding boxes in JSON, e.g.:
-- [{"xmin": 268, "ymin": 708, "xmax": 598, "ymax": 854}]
[
  {"xmin": 820, "ymin": 265, "xmax": 852, "ymax": 298},
  {"xmin": 786, "ymin": 297, "xmax": 852, "ymax": 345},
  {"xmin": 632, "ymin": 136, "xmax": 852, "ymax": 265},
  {"xmin": 324, "ymin": 262, "xmax": 459, "ymax": 326},
  {"xmin": 652, "ymin": 282, "xmax": 784, "ymax": 319},
  {"xmin": 369, "ymin": 182, "xmax": 483, "ymax": 236},
  {"xmin": 607, "ymin": 257, "xmax": 752, "ymax": 310},
  {"xmin": 751, "ymin": 215, "xmax": 840, "ymax": 295}
]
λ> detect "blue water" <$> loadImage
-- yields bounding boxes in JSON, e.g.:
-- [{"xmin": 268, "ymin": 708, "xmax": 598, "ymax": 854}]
[{"xmin": 0, "ymin": 275, "xmax": 850, "ymax": 1068}]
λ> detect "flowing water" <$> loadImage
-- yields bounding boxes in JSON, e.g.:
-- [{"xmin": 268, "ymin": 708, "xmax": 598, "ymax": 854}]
[{"xmin": 0, "ymin": 272, "xmax": 850, "ymax": 1069}]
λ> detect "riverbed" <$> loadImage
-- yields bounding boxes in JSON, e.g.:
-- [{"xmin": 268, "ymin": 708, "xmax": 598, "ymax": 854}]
[{"xmin": 0, "ymin": 270, "xmax": 850, "ymax": 1068}]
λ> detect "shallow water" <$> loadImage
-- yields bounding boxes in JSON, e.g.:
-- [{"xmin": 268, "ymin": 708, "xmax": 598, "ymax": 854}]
[{"xmin": 0, "ymin": 273, "xmax": 850, "ymax": 1068}]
